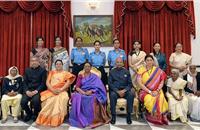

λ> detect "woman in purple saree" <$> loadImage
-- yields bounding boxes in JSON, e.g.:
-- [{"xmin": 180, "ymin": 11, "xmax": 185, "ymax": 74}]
[{"xmin": 69, "ymin": 62, "xmax": 110, "ymax": 128}]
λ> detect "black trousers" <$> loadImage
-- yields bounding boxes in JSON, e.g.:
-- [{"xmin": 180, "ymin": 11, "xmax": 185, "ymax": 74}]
[
  {"xmin": 71, "ymin": 63, "xmax": 85, "ymax": 90},
  {"xmin": 20, "ymin": 93, "xmax": 41, "ymax": 117},
  {"xmin": 96, "ymin": 66, "xmax": 107, "ymax": 86},
  {"xmin": 109, "ymin": 90, "xmax": 134, "ymax": 115}
]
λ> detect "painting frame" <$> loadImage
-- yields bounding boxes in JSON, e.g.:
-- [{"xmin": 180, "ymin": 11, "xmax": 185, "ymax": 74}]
[{"xmin": 73, "ymin": 15, "xmax": 113, "ymax": 47}]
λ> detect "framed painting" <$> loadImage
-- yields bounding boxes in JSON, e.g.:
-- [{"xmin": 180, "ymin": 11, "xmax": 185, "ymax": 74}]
[{"xmin": 73, "ymin": 15, "xmax": 113, "ymax": 47}]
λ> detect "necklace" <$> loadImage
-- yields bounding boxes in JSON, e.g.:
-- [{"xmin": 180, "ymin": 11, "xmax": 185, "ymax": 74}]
[
  {"xmin": 147, "ymin": 67, "xmax": 153, "ymax": 76},
  {"xmin": 135, "ymin": 50, "xmax": 140, "ymax": 56}
]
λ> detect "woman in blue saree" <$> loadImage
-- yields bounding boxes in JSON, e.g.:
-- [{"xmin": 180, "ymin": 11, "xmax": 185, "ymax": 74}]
[{"xmin": 69, "ymin": 62, "xmax": 110, "ymax": 128}]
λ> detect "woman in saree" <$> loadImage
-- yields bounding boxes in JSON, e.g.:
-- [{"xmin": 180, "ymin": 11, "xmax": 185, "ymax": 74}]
[
  {"xmin": 36, "ymin": 59, "xmax": 75, "ymax": 127},
  {"xmin": 150, "ymin": 42, "xmax": 167, "ymax": 71},
  {"xmin": 137, "ymin": 54, "xmax": 168, "ymax": 125},
  {"xmin": 128, "ymin": 41, "xmax": 146, "ymax": 118},
  {"xmin": 30, "ymin": 36, "xmax": 51, "ymax": 71},
  {"xmin": 69, "ymin": 62, "xmax": 110, "ymax": 128},
  {"xmin": 150, "ymin": 42, "xmax": 168, "ymax": 93},
  {"xmin": 169, "ymin": 42, "xmax": 192, "ymax": 78},
  {"xmin": 50, "ymin": 36, "xmax": 70, "ymax": 71},
  {"xmin": 166, "ymin": 69, "xmax": 188, "ymax": 123},
  {"xmin": 128, "ymin": 41, "xmax": 146, "ymax": 87}
]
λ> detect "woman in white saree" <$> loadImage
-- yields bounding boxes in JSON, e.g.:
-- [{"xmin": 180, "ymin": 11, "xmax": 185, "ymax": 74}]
[{"xmin": 166, "ymin": 69, "xmax": 188, "ymax": 123}]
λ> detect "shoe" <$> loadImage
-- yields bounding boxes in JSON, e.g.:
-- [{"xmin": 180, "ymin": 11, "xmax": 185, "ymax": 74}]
[
  {"xmin": 110, "ymin": 115, "xmax": 116, "ymax": 124},
  {"xmin": 126, "ymin": 114, "xmax": 132, "ymax": 124},
  {"xmin": 13, "ymin": 117, "xmax": 18, "ymax": 123},
  {"xmin": 1, "ymin": 118, "xmax": 7, "ymax": 124},
  {"xmin": 24, "ymin": 114, "xmax": 32, "ymax": 122}
]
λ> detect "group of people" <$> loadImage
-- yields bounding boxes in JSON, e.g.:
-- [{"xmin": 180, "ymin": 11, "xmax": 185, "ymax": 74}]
[{"xmin": 0, "ymin": 36, "xmax": 200, "ymax": 128}]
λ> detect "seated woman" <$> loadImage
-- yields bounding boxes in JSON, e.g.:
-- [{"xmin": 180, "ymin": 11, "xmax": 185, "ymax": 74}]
[
  {"xmin": 137, "ymin": 54, "xmax": 168, "ymax": 125},
  {"xmin": 1, "ymin": 66, "xmax": 23, "ymax": 123},
  {"xmin": 36, "ymin": 59, "xmax": 75, "ymax": 127},
  {"xmin": 183, "ymin": 65, "xmax": 200, "ymax": 121},
  {"xmin": 69, "ymin": 62, "xmax": 110, "ymax": 128},
  {"xmin": 166, "ymin": 69, "xmax": 188, "ymax": 123}
]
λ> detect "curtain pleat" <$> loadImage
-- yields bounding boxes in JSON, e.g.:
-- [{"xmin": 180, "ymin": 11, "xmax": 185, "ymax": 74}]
[
  {"xmin": 0, "ymin": 1, "xmax": 72, "ymax": 76},
  {"xmin": 114, "ymin": 1, "xmax": 195, "ymax": 73}
]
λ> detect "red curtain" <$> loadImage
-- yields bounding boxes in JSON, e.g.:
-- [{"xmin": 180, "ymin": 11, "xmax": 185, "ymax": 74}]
[
  {"xmin": 18, "ymin": 1, "xmax": 42, "ymax": 12},
  {"xmin": 0, "ymin": 1, "xmax": 72, "ymax": 76},
  {"xmin": 0, "ymin": 1, "xmax": 18, "ymax": 13},
  {"xmin": 114, "ymin": 1, "xmax": 195, "ymax": 73}
]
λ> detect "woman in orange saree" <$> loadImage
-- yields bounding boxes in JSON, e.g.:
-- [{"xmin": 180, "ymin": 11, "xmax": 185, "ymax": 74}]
[
  {"xmin": 36, "ymin": 59, "xmax": 75, "ymax": 127},
  {"xmin": 137, "ymin": 54, "xmax": 168, "ymax": 125}
]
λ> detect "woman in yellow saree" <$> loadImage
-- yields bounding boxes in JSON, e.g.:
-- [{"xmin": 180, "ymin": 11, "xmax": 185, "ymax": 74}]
[
  {"xmin": 36, "ymin": 59, "xmax": 75, "ymax": 127},
  {"xmin": 137, "ymin": 54, "xmax": 168, "ymax": 125}
]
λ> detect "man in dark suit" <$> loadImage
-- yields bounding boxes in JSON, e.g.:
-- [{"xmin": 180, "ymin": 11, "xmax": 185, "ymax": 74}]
[
  {"xmin": 21, "ymin": 57, "xmax": 47, "ymax": 122},
  {"xmin": 108, "ymin": 57, "xmax": 134, "ymax": 124}
]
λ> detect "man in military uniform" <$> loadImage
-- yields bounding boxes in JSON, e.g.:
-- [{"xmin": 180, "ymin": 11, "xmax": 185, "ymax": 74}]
[{"xmin": 108, "ymin": 57, "xmax": 134, "ymax": 124}]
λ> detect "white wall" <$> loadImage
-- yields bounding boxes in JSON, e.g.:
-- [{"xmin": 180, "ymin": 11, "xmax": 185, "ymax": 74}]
[
  {"xmin": 70, "ymin": 0, "xmax": 114, "ymax": 65},
  {"xmin": 191, "ymin": 0, "xmax": 200, "ymax": 66},
  {"xmin": 70, "ymin": 0, "xmax": 200, "ymax": 66}
]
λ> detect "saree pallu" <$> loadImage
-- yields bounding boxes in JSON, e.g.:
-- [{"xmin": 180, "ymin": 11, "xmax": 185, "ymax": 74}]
[
  {"xmin": 69, "ymin": 73, "xmax": 110, "ymax": 128},
  {"xmin": 138, "ymin": 66, "xmax": 168, "ymax": 125},
  {"xmin": 169, "ymin": 52, "xmax": 192, "ymax": 77},
  {"xmin": 129, "ymin": 51, "xmax": 146, "ymax": 92},
  {"xmin": 166, "ymin": 78, "xmax": 188, "ymax": 123},
  {"xmin": 36, "ymin": 91, "xmax": 68, "ymax": 127},
  {"xmin": 167, "ymin": 92, "xmax": 188, "ymax": 122},
  {"xmin": 36, "ymin": 71, "xmax": 75, "ymax": 127}
]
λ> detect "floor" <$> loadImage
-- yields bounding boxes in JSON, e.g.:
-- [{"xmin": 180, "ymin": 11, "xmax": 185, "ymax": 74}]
[{"xmin": 1, "ymin": 115, "xmax": 200, "ymax": 130}]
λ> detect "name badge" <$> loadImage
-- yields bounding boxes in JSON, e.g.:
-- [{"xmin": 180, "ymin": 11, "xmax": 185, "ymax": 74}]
[
  {"xmin": 82, "ymin": 51, "xmax": 85, "ymax": 55},
  {"xmin": 120, "ymin": 54, "xmax": 123, "ymax": 58},
  {"xmin": 124, "ymin": 74, "xmax": 127, "ymax": 77}
]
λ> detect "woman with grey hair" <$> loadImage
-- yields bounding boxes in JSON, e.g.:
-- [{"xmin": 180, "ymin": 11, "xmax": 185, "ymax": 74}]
[{"xmin": 166, "ymin": 69, "xmax": 188, "ymax": 123}]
